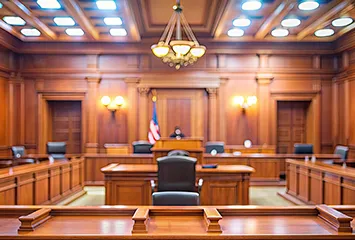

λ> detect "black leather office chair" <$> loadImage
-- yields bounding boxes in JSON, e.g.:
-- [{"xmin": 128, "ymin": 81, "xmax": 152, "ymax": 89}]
[
  {"xmin": 205, "ymin": 142, "xmax": 225, "ymax": 154},
  {"xmin": 324, "ymin": 145, "xmax": 349, "ymax": 165},
  {"xmin": 47, "ymin": 142, "xmax": 67, "ymax": 161},
  {"xmin": 11, "ymin": 146, "xmax": 35, "ymax": 165},
  {"xmin": 293, "ymin": 144, "xmax": 313, "ymax": 154},
  {"xmin": 167, "ymin": 150, "xmax": 190, "ymax": 157},
  {"xmin": 132, "ymin": 141, "xmax": 153, "ymax": 154},
  {"xmin": 152, "ymin": 191, "xmax": 199, "ymax": 206},
  {"xmin": 151, "ymin": 156, "xmax": 203, "ymax": 205}
]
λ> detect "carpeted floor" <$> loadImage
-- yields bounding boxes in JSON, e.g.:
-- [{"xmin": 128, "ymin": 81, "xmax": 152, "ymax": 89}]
[{"xmin": 64, "ymin": 186, "xmax": 295, "ymax": 206}]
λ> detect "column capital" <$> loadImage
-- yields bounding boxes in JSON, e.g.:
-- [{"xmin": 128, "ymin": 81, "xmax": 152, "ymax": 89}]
[
  {"xmin": 256, "ymin": 73, "xmax": 274, "ymax": 85},
  {"xmin": 219, "ymin": 77, "xmax": 229, "ymax": 85},
  {"xmin": 206, "ymin": 88, "xmax": 218, "ymax": 96},
  {"xmin": 9, "ymin": 72, "xmax": 23, "ymax": 82},
  {"xmin": 86, "ymin": 77, "xmax": 101, "ymax": 83},
  {"xmin": 124, "ymin": 77, "xmax": 140, "ymax": 84},
  {"xmin": 138, "ymin": 87, "xmax": 150, "ymax": 95}
]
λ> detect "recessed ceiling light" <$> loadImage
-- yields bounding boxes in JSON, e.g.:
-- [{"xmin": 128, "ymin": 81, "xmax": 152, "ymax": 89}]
[
  {"xmin": 65, "ymin": 28, "xmax": 85, "ymax": 36},
  {"xmin": 37, "ymin": 0, "xmax": 61, "ymax": 9},
  {"xmin": 21, "ymin": 28, "xmax": 41, "ymax": 37},
  {"xmin": 281, "ymin": 18, "xmax": 301, "ymax": 28},
  {"xmin": 298, "ymin": 0, "xmax": 319, "ymax": 11},
  {"xmin": 242, "ymin": 0, "xmax": 262, "ymax": 11},
  {"xmin": 332, "ymin": 17, "xmax": 353, "ymax": 27},
  {"xmin": 110, "ymin": 28, "xmax": 127, "ymax": 36},
  {"xmin": 314, "ymin": 29, "xmax": 334, "ymax": 37},
  {"xmin": 3, "ymin": 16, "xmax": 26, "ymax": 26},
  {"xmin": 104, "ymin": 17, "xmax": 122, "ymax": 26},
  {"xmin": 227, "ymin": 28, "xmax": 244, "ymax": 37},
  {"xmin": 54, "ymin": 17, "xmax": 75, "ymax": 26},
  {"xmin": 271, "ymin": 28, "xmax": 289, "ymax": 37},
  {"xmin": 96, "ymin": 0, "xmax": 117, "ymax": 10},
  {"xmin": 233, "ymin": 18, "xmax": 251, "ymax": 27}
]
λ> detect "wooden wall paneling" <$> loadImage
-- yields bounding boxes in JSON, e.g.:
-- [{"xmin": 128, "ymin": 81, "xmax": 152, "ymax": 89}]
[
  {"xmin": 256, "ymin": 73, "xmax": 273, "ymax": 145},
  {"xmin": 321, "ymin": 80, "xmax": 333, "ymax": 153},
  {"xmin": 138, "ymin": 87, "xmax": 150, "ymax": 140},
  {"xmin": 98, "ymin": 80, "xmax": 128, "ymax": 151},
  {"xmin": 34, "ymin": 169, "xmax": 50, "ymax": 205},
  {"xmin": 125, "ymin": 78, "xmax": 140, "ymax": 146},
  {"xmin": 0, "ymin": 178, "xmax": 16, "ymax": 205},
  {"xmin": 332, "ymin": 79, "xmax": 339, "ymax": 147},
  {"xmin": 17, "ymin": 173, "xmax": 35, "ymax": 205},
  {"xmin": 24, "ymin": 79, "xmax": 37, "ymax": 153},
  {"xmin": 350, "ymin": 80, "xmax": 355, "ymax": 146},
  {"xmin": 218, "ymin": 78, "xmax": 227, "ymax": 142},
  {"xmin": 86, "ymin": 77, "xmax": 100, "ymax": 153},
  {"xmin": 337, "ymin": 82, "xmax": 346, "ymax": 145},
  {"xmin": 0, "ymin": 76, "xmax": 8, "ymax": 156}
]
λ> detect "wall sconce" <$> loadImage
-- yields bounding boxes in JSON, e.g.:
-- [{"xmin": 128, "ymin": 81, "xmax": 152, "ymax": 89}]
[
  {"xmin": 101, "ymin": 96, "xmax": 124, "ymax": 112},
  {"xmin": 233, "ymin": 96, "xmax": 257, "ymax": 109}
]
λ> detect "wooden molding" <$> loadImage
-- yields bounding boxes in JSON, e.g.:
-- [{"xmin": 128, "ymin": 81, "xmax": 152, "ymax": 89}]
[
  {"xmin": 132, "ymin": 208, "xmax": 149, "ymax": 233},
  {"xmin": 124, "ymin": 77, "xmax": 140, "ymax": 84},
  {"xmin": 203, "ymin": 208, "xmax": 222, "ymax": 233},
  {"xmin": 85, "ymin": 77, "xmax": 101, "ymax": 83},
  {"xmin": 317, "ymin": 205, "xmax": 353, "ymax": 233},
  {"xmin": 18, "ymin": 208, "xmax": 51, "ymax": 232},
  {"xmin": 256, "ymin": 73, "xmax": 274, "ymax": 85}
]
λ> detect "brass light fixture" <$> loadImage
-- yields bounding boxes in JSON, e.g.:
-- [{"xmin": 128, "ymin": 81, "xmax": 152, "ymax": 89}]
[
  {"xmin": 151, "ymin": 0, "xmax": 206, "ymax": 70},
  {"xmin": 101, "ymin": 96, "xmax": 124, "ymax": 112}
]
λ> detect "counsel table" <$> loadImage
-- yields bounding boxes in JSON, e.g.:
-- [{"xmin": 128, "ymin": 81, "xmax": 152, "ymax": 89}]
[
  {"xmin": 101, "ymin": 163, "xmax": 254, "ymax": 205},
  {"xmin": 0, "ymin": 205, "xmax": 354, "ymax": 239}
]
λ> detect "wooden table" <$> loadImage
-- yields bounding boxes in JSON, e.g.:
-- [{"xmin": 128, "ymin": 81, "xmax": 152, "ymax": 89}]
[
  {"xmin": 85, "ymin": 153, "xmax": 341, "ymax": 186},
  {"xmin": 101, "ymin": 163, "xmax": 254, "ymax": 205},
  {"xmin": 0, "ymin": 157, "xmax": 85, "ymax": 205},
  {"xmin": 280, "ymin": 159, "xmax": 355, "ymax": 205},
  {"xmin": 0, "ymin": 205, "xmax": 354, "ymax": 239}
]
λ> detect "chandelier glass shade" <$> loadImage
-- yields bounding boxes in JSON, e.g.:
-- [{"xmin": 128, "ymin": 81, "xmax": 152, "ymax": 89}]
[{"xmin": 151, "ymin": 0, "xmax": 206, "ymax": 69}]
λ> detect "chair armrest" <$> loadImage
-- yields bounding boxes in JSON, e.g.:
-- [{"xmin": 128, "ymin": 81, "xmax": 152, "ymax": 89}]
[
  {"xmin": 197, "ymin": 178, "xmax": 203, "ymax": 194},
  {"xmin": 150, "ymin": 180, "xmax": 156, "ymax": 193}
]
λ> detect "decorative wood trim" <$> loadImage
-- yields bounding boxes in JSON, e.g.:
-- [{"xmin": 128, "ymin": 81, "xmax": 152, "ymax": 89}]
[
  {"xmin": 203, "ymin": 208, "xmax": 222, "ymax": 233},
  {"xmin": 207, "ymin": 88, "xmax": 218, "ymax": 141},
  {"xmin": 132, "ymin": 208, "xmax": 149, "ymax": 233},
  {"xmin": 138, "ymin": 87, "xmax": 150, "ymax": 140},
  {"xmin": 317, "ymin": 205, "xmax": 353, "ymax": 233},
  {"xmin": 125, "ymin": 78, "xmax": 140, "ymax": 145},
  {"xmin": 18, "ymin": 208, "xmax": 51, "ymax": 232}
]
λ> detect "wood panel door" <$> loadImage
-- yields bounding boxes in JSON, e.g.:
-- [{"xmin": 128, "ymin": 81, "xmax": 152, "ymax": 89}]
[
  {"xmin": 277, "ymin": 101, "xmax": 309, "ymax": 153},
  {"xmin": 49, "ymin": 101, "xmax": 82, "ymax": 154},
  {"xmin": 151, "ymin": 89, "xmax": 205, "ymax": 138}
]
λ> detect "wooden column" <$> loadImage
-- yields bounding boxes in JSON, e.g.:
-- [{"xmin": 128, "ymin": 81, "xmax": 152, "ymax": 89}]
[
  {"xmin": 8, "ymin": 72, "xmax": 25, "ymax": 146},
  {"xmin": 332, "ymin": 77, "xmax": 338, "ymax": 147},
  {"xmin": 342, "ymin": 51, "xmax": 350, "ymax": 145},
  {"xmin": 85, "ymin": 77, "xmax": 101, "ymax": 153},
  {"xmin": 207, "ymin": 88, "xmax": 218, "ymax": 141},
  {"xmin": 256, "ymin": 73, "xmax": 273, "ymax": 145},
  {"xmin": 125, "ymin": 78, "xmax": 140, "ymax": 146},
  {"xmin": 218, "ymin": 78, "xmax": 228, "ymax": 142},
  {"xmin": 138, "ymin": 87, "xmax": 150, "ymax": 140}
]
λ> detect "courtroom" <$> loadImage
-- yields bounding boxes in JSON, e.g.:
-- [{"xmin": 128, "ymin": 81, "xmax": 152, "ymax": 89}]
[{"xmin": 0, "ymin": 0, "xmax": 355, "ymax": 239}]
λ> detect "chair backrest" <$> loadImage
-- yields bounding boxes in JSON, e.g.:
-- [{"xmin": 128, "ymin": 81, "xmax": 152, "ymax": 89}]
[
  {"xmin": 293, "ymin": 144, "xmax": 313, "ymax": 154},
  {"xmin": 167, "ymin": 150, "xmax": 190, "ymax": 157},
  {"xmin": 11, "ymin": 146, "xmax": 26, "ymax": 158},
  {"xmin": 152, "ymin": 191, "xmax": 199, "ymax": 206},
  {"xmin": 132, "ymin": 141, "xmax": 153, "ymax": 154},
  {"xmin": 205, "ymin": 142, "xmax": 225, "ymax": 153},
  {"xmin": 47, "ymin": 142, "xmax": 67, "ymax": 160},
  {"xmin": 157, "ymin": 156, "xmax": 196, "ymax": 192},
  {"xmin": 334, "ymin": 145, "xmax": 349, "ymax": 160}
]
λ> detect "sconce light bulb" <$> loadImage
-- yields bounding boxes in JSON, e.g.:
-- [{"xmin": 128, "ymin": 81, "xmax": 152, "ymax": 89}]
[
  {"xmin": 101, "ymin": 96, "xmax": 111, "ymax": 106},
  {"xmin": 233, "ymin": 96, "xmax": 245, "ymax": 106},
  {"xmin": 247, "ymin": 96, "xmax": 257, "ymax": 106},
  {"xmin": 114, "ymin": 96, "xmax": 124, "ymax": 106}
]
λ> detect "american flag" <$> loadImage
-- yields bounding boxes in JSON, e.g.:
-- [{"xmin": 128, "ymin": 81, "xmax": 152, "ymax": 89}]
[{"xmin": 148, "ymin": 99, "xmax": 160, "ymax": 144}]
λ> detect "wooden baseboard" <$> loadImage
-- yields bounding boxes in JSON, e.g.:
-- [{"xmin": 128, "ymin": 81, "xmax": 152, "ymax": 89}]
[
  {"xmin": 277, "ymin": 191, "xmax": 308, "ymax": 205},
  {"xmin": 55, "ymin": 188, "xmax": 87, "ymax": 206},
  {"xmin": 84, "ymin": 181, "xmax": 105, "ymax": 186},
  {"xmin": 250, "ymin": 180, "xmax": 286, "ymax": 186}
]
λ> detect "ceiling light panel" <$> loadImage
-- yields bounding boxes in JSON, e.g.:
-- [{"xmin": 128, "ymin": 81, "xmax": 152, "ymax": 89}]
[
  {"xmin": 271, "ymin": 28, "xmax": 289, "ymax": 37},
  {"xmin": 281, "ymin": 18, "xmax": 301, "ymax": 28},
  {"xmin": 37, "ymin": 0, "xmax": 61, "ymax": 9},
  {"xmin": 21, "ymin": 28, "xmax": 41, "ymax": 37},
  {"xmin": 96, "ymin": 0, "xmax": 117, "ymax": 10},
  {"xmin": 104, "ymin": 17, "xmax": 123, "ymax": 26},
  {"xmin": 54, "ymin": 17, "xmax": 75, "ymax": 26},
  {"xmin": 242, "ymin": 0, "xmax": 262, "ymax": 11},
  {"xmin": 314, "ymin": 29, "xmax": 334, "ymax": 37},
  {"xmin": 227, "ymin": 28, "xmax": 245, "ymax": 37},
  {"xmin": 3, "ymin": 16, "xmax": 26, "ymax": 26},
  {"xmin": 332, "ymin": 17, "xmax": 353, "ymax": 27},
  {"xmin": 298, "ymin": 0, "xmax": 319, "ymax": 11},
  {"xmin": 110, "ymin": 28, "xmax": 127, "ymax": 36},
  {"xmin": 233, "ymin": 18, "xmax": 251, "ymax": 27},
  {"xmin": 65, "ymin": 28, "xmax": 85, "ymax": 36}
]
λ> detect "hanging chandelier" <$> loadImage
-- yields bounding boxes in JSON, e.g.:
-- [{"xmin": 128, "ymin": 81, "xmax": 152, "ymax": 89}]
[{"xmin": 150, "ymin": 0, "xmax": 206, "ymax": 70}]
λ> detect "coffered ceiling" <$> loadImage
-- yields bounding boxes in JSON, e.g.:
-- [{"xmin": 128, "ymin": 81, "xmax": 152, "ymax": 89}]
[{"xmin": 0, "ymin": 0, "xmax": 354, "ymax": 43}]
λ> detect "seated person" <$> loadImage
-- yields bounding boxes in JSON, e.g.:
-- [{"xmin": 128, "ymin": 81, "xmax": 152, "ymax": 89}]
[{"xmin": 169, "ymin": 126, "xmax": 185, "ymax": 139}]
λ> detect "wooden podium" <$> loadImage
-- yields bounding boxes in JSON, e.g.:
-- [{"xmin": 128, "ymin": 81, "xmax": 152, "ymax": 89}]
[{"xmin": 151, "ymin": 138, "xmax": 204, "ymax": 163}]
